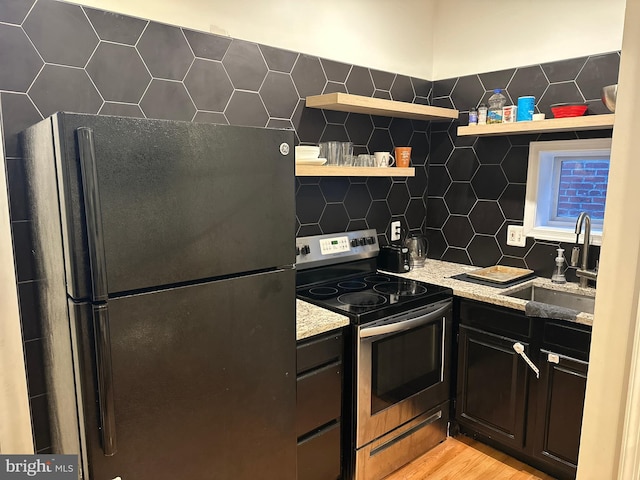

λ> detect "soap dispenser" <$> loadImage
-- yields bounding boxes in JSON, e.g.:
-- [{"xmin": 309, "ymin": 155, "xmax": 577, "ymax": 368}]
[{"xmin": 551, "ymin": 248, "xmax": 566, "ymax": 284}]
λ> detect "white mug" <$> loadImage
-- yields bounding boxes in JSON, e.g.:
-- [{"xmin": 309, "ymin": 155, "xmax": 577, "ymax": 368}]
[{"xmin": 373, "ymin": 152, "xmax": 395, "ymax": 167}]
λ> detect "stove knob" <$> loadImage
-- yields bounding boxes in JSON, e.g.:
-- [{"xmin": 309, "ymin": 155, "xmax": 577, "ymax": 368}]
[
  {"xmin": 366, "ymin": 236, "xmax": 375, "ymax": 245},
  {"xmin": 350, "ymin": 239, "xmax": 359, "ymax": 247},
  {"xmin": 296, "ymin": 246, "xmax": 300, "ymax": 256},
  {"xmin": 301, "ymin": 245, "xmax": 311, "ymax": 255},
  {"xmin": 358, "ymin": 238, "xmax": 366, "ymax": 246}
]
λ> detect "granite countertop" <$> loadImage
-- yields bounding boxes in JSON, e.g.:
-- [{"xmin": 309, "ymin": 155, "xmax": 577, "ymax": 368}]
[
  {"xmin": 296, "ymin": 299, "xmax": 349, "ymax": 341},
  {"xmin": 295, "ymin": 258, "xmax": 596, "ymax": 341},
  {"xmin": 400, "ymin": 259, "xmax": 596, "ymax": 326}
]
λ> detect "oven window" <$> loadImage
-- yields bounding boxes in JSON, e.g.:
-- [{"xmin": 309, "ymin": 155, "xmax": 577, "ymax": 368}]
[{"xmin": 371, "ymin": 321, "xmax": 442, "ymax": 414}]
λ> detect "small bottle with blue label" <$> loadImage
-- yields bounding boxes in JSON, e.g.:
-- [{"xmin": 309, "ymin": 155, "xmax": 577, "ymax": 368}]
[{"xmin": 468, "ymin": 108, "xmax": 478, "ymax": 126}]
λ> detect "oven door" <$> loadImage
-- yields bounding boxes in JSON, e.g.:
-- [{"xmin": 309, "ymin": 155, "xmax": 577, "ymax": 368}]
[{"xmin": 356, "ymin": 299, "xmax": 452, "ymax": 448}]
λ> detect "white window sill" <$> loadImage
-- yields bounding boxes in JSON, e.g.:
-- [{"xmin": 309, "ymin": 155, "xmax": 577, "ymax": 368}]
[{"xmin": 525, "ymin": 225, "xmax": 602, "ymax": 246}]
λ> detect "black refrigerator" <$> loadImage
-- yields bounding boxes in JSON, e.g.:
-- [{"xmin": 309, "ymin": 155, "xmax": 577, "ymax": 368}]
[{"xmin": 22, "ymin": 113, "xmax": 296, "ymax": 480}]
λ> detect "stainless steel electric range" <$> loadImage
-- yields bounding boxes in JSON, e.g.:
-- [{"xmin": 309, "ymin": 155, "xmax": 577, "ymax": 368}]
[{"xmin": 295, "ymin": 229, "xmax": 453, "ymax": 480}]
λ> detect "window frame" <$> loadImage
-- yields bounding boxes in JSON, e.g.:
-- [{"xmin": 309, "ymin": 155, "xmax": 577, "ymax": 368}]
[{"xmin": 523, "ymin": 138, "xmax": 612, "ymax": 246}]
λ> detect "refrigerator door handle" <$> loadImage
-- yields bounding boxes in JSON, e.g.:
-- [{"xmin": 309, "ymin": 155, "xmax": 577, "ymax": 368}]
[
  {"xmin": 93, "ymin": 304, "xmax": 117, "ymax": 456},
  {"xmin": 77, "ymin": 127, "xmax": 109, "ymax": 302}
]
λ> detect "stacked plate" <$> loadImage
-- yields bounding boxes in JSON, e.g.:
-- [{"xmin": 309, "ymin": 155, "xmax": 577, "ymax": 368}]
[{"xmin": 295, "ymin": 145, "xmax": 326, "ymax": 165}]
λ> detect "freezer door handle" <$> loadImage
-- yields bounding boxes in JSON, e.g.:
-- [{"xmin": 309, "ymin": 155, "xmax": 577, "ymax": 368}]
[
  {"xmin": 77, "ymin": 127, "xmax": 109, "ymax": 302},
  {"xmin": 93, "ymin": 304, "xmax": 117, "ymax": 456}
]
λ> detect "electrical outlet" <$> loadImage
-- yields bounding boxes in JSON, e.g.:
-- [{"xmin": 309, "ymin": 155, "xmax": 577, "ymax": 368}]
[
  {"xmin": 507, "ymin": 225, "xmax": 526, "ymax": 247},
  {"xmin": 391, "ymin": 221, "xmax": 402, "ymax": 241}
]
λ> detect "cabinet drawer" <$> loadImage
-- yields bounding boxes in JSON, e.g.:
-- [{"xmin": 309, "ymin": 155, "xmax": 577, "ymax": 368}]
[
  {"xmin": 297, "ymin": 422, "xmax": 341, "ymax": 480},
  {"xmin": 297, "ymin": 332, "xmax": 343, "ymax": 375},
  {"xmin": 543, "ymin": 321, "xmax": 592, "ymax": 362},
  {"xmin": 459, "ymin": 299, "xmax": 532, "ymax": 340},
  {"xmin": 297, "ymin": 362, "xmax": 342, "ymax": 437}
]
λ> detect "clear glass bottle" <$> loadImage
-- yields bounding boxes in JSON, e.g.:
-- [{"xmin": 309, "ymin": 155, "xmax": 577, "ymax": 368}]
[
  {"xmin": 551, "ymin": 248, "xmax": 566, "ymax": 284},
  {"xmin": 487, "ymin": 89, "xmax": 507, "ymax": 124}
]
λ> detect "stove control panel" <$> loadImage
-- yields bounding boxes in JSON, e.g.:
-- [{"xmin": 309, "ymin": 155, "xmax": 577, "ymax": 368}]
[
  {"xmin": 295, "ymin": 229, "xmax": 379, "ymax": 270},
  {"xmin": 319, "ymin": 236, "xmax": 350, "ymax": 254}
]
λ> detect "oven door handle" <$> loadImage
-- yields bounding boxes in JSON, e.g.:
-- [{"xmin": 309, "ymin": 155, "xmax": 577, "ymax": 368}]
[{"xmin": 359, "ymin": 301, "xmax": 450, "ymax": 338}]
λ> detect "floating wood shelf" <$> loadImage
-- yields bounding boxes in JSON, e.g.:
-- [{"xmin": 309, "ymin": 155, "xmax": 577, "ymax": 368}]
[
  {"xmin": 295, "ymin": 165, "xmax": 415, "ymax": 177},
  {"xmin": 305, "ymin": 93, "xmax": 458, "ymax": 121},
  {"xmin": 457, "ymin": 114, "xmax": 615, "ymax": 137}
]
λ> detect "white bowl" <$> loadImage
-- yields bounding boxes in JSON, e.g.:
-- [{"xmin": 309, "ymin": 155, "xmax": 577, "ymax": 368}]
[{"xmin": 295, "ymin": 145, "xmax": 320, "ymax": 159}]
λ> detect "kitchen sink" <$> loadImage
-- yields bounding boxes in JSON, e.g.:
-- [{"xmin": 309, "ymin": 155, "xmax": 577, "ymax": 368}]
[{"xmin": 503, "ymin": 285, "xmax": 595, "ymax": 314}]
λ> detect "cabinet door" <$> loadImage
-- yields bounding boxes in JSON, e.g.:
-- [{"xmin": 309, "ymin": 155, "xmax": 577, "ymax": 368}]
[
  {"xmin": 456, "ymin": 325, "xmax": 530, "ymax": 452},
  {"xmin": 532, "ymin": 351, "xmax": 588, "ymax": 479}
]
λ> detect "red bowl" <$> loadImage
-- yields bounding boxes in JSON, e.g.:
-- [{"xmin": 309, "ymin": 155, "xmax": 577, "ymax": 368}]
[{"xmin": 550, "ymin": 104, "xmax": 588, "ymax": 118}]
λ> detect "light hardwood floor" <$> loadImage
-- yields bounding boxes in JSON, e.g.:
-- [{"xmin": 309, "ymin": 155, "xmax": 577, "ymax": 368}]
[{"xmin": 384, "ymin": 436, "xmax": 556, "ymax": 480}]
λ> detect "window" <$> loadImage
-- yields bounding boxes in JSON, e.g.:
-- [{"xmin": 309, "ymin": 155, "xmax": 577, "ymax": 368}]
[{"xmin": 523, "ymin": 138, "xmax": 612, "ymax": 245}]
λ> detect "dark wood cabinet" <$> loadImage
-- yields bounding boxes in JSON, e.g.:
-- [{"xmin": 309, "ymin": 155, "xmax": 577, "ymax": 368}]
[
  {"xmin": 455, "ymin": 299, "xmax": 591, "ymax": 480},
  {"xmin": 457, "ymin": 326, "xmax": 530, "ymax": 451},
  {"xmin": 456, "ymin": 301, "xmax": 534, "ymax": 454},
  {"xmin": 296, "ymin": 331, "xmax": 344, "ymax": 480},
  {"xmin": 531, "ymin": 321, "xmax": 591, "ymax": 480}
]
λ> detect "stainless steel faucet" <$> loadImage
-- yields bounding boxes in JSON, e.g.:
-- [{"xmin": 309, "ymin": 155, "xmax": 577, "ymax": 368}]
[{"xmin": 572, "ymin": 212, "xmax": 598, "ymax": 287}]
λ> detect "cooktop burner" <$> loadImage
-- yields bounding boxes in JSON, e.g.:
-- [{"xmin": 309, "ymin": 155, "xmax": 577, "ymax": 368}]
[
  {"xmin": 373, "ymin": 280, "xmax": 428, "ymax": 296},
  {"xmin": 337, "ymin": 292, "xmax": 387, "ymax": 307},
  {"xmin": 308, "ymin": 286, "xmax": 339, "ymax": 297},
  {"xmin": 338, "ymin": 280, "xmax": 368, "ymax": 290}
]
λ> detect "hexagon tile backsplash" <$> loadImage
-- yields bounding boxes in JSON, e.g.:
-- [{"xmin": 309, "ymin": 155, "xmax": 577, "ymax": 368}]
[
  {"xmin": 427, "ymin": 52, "xmax": 618, "ymax": 272},
  {"xmin": 0, "ymin": 0, "xmax": 617, "ymax": 452},
  {"xmin": 0, "ymin": 0, "xmax": 434, "ymax": 244}
]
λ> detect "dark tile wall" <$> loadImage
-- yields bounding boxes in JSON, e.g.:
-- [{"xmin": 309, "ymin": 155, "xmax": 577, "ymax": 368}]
[
  {"xmin": 0, "ymin": 0, "xmax": 432, "ymax": 451},
  {"xmin": 426, "ymin": 52, "xmax": 619, "ymax": 278},
  {"xmin": 0, "ymin": 0, "xmax": 619, "ymax": 452}
]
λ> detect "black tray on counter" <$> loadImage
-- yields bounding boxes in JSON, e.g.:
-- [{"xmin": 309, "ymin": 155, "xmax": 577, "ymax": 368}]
[{"xmin": 450, "ymin": 272, "xmax": 534, "ymax": 289}]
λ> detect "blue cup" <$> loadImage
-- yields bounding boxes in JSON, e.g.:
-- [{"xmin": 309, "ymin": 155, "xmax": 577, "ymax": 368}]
[{"xmin": 517, "ymin": 96, "xmax": 535, "ymax": 121}]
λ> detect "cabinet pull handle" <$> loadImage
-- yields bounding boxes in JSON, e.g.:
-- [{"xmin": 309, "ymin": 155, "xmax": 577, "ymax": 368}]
[
  {"xmin": 548, "ymin": 353, "xmax": 560, "ymax": 364},
  {"xmin": 513, "ymin": 342, "xmax": 540, "ymax": 379}
]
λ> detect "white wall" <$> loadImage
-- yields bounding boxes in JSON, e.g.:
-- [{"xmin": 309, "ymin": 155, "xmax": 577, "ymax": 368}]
[
  {"xmin": 75, "ymin": 0, "xmax": 625, "ymax": 80},
  {"xmin": 576, "ymin": 0, "xmax": 640, "ymax": 476},
  {"xmin": 432, "ymin": 0, "xmax": 626, "ymax": 79},
  {"xmin": 0, "ymin": 100, "xmax": 33, "ymax": 453},
  {"xmin": 74, "ymin": 0, "xmax": 436, "ymax": 79}
]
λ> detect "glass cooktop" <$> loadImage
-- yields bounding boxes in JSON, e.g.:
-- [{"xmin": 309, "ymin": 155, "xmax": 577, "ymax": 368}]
[{"xmin": 296, "ymin": 270, "xmax": 452, "ymax": 324}]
